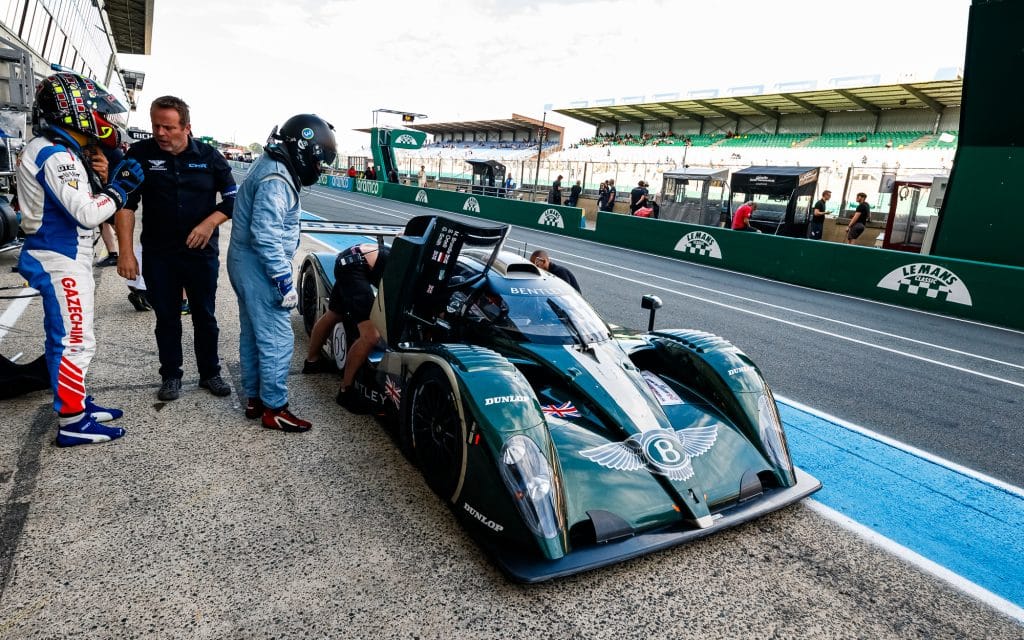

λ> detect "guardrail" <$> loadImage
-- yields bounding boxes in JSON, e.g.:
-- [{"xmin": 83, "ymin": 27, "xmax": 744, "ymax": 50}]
[{"xmin": 230, "ymin": 160, "xmax": 1024, "ymax": 331}]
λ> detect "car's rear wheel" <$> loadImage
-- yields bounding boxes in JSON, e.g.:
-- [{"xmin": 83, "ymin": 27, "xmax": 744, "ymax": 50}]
[
  {"xmin": 406, "ymin": 366, "xmax": 465, "ymax": 500},
  {"xmin": 300, "ymin": 266, "xmax": 318, "ymax": 336}
]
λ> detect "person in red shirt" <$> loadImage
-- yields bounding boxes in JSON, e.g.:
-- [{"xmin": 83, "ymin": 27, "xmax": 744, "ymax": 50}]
[
  {"xmin": 731, "ymin": 201, "xmax": 758, "ymax": 231},
  {"xmin": 346, "ymin": 165, "xmax": 357, "ymax": 178}
]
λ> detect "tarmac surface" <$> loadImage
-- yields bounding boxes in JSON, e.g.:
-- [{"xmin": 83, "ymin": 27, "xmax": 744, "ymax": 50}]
[{"xmin": 0, "ymin": 207, "xmax": 1021, "ymax": 638}]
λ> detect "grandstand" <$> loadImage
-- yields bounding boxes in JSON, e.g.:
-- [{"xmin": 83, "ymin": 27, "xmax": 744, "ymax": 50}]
[{"xmin": 387, "ymin": 78, "xmax": 960, "ymax": 232}]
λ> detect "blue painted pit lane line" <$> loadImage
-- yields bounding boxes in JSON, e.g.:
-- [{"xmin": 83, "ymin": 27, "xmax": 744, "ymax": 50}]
[{"xmin": 779, "ymin": 396, "xmax": 1024, "ymax": 618}]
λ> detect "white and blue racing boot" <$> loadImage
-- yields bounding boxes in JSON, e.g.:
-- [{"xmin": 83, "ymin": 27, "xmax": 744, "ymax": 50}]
[
  {"xmin": 57, "ymin": 413, "xmax": 125, "ymax": 448},
  {"xmin": 84, "ymin": 396, "xmax": 123, "ymax": 422}
]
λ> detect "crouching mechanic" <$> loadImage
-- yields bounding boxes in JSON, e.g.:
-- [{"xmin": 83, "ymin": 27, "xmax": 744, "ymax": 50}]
[
  {"xmin": 227, "ymin": 114, "xmax": 337, "ymax": 432},
  {"xmin": 17, "ymin": 72, "xmax": 144, "ymax": 446},
  {"xmin": 304, "ymin": 242, "xmax": 390, "ymax": 413}
]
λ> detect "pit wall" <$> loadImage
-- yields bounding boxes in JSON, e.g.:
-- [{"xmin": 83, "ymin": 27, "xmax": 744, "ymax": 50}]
[{"xmin": 229, "ymin": 163, "xmax": 1023, "ymax": 331}]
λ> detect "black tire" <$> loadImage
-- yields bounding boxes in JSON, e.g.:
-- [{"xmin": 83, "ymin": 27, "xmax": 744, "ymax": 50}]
[
  {"xmin": 404, "ymin": 366, "xmax": 466, "ymax": 499},
  {"xmin": 300, "ymin": 266, "xmax": 318, "ymax": 336}
]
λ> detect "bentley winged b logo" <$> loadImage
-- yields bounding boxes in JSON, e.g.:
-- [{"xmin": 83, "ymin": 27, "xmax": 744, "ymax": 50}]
[{"xmin": 579, "ymin": 425, "xmax": 718, "ymax": 481}]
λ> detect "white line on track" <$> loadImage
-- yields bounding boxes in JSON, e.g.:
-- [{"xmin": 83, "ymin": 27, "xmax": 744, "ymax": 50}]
[
  {"xmin": 777, "ymin": 394, "xmax": 1024, "ymax": 498},
  {"xmin": 0, "ymin": 295, "xmax": 33, "ymax": 343},
  {"xmin": 805, "ymin": 500, "xmax": 1024, "ymax": 624},
  {"xmin": 554, "ymin": 250, "xmax": 1024, "ymax": 371}
]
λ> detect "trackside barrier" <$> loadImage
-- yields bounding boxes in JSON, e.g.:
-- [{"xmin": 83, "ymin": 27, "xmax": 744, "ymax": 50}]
[
  {"xmin": 590, "ymin": 213, "xmax": 1024, "ymax": 330},
  {"xmin": 377, "ymin": 182, "xmax": 587, "ymax": 237},
  {"xmin": 303, "ymin": 168, "xmax": 1023, "ymax": 330}
]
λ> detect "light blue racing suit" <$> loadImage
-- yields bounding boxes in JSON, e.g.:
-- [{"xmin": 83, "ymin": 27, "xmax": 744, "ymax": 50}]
[{"xmin": 226, "ymin": 152, "xmax": 301, "ymax": 409}]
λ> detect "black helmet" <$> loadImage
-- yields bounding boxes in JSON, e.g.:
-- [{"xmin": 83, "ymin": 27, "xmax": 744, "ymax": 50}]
[
  {"xmin": 33, "ymin": 72, "xmax": 127, "ymax": 149},
  {"xmin": 272, "ymin": 114, "xmax": 337, "ymax": 186}
]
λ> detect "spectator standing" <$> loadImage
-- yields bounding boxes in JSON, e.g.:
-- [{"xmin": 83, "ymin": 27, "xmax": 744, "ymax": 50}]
[
  {"xmin": 810, "ymin": 190, "xmax": 831, "ymax": 240},
  {"xmin": 115, "ymin": 96, "xmax": 238, "ymax": 402},
  {"xmin": 629, "ymin": 180, "xmax": 649, "ymax": 214},
  {"xmin": 228, "ymin": 114, "xmax": 337, "ymax": 432},
  {"xmin": 846, "ymin": 192, "xmax": 870, "ymax": 244},
  {"xmin": 547, "ymin": 175, "xmax": 563, "ymax": 205},
  {"xmin": 417, "ymin": 165, "xmax": 427, "ymax": 187},
  {"xmin": 597, "ymin": 180, "xmax": 609, "ymax": 211},
  {"xmin": 604, "ymin": 179, "xmax": 617, "ymax": 212},
  {"xmin": 731, "ymin": 201, "xmax": 758, "ymax": 231},
  {"xmin": 530, "ymin": 250, "xmax": 581, "ymax": 293},
  {"xmin": 503, "ymin": 174, "xmax": 515, "ymax": 198},
  {"xmin": 347, "ymin": 165, "xmax": 357, "ymax": 178},
  {"xmin": 364, "ymin": 163, "xmax": 376, "ymax": 180},
  {"xmin": 567, "ymin": 180, "xmax": 582, "ymax": 207},
  {"xmin": 17, "ymin": 72, "xmax": 144, "ymax": 446}
]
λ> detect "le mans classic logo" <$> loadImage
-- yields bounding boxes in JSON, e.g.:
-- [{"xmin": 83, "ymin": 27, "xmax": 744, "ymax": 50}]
[
  {"xmin": 463, "ymin": 197, "xmax": 481, "ymax": 213},
  {"xmin": 876, "ymin": 263, "xmax": 973, "ymax": 306},
  {"xmin": 538, "ymin": 209, "xmax": 565, "ymax": 228},
  {"xmin": 673, "ymin": 231, "xmax": 723, "ymax": 259},
  {"xmin": 415, "ymin": 189, "xmax": 429, "ymax": 204}
]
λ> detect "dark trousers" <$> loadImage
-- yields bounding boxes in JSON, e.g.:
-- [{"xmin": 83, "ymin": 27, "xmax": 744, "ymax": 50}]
[
  {"xmin": 809, "ymin": 220, "xmax": 824, "ymax": 239},
  {"xmin": 143, "ymin": 249, "xmax": 222, "ymax": 381}
]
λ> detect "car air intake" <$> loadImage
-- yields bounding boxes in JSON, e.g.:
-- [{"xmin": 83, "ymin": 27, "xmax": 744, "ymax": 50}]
[
  {"xmin": 738, "ymin": 469, "xmax": 764, "ymax": 503},
  {"xmin": 585, "ymin": 509, "xmax": 635, "ymax": 544}
]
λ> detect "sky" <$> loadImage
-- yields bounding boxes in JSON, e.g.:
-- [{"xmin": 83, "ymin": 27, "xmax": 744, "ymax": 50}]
[{"xmin": 119, "ymin": 0, "xmax": 973, "ymax": 151}]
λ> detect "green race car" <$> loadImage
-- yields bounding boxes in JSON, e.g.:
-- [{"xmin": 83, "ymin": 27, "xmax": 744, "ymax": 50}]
[{"xmin": 299, "ymin": 214, "xmax": 821, "ymax": 582}]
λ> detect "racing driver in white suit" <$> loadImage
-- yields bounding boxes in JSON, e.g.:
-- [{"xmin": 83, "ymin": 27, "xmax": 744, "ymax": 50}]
[{"xmin": 17, "ymin": 72, "xmax": 144, "ymax": 447}]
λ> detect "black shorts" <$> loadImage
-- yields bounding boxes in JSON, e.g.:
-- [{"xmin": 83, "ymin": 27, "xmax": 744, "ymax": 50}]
[
  {"xmin": 328, "ymin": 250, "xmax": 375, "ymax": 323},
  {"xmin": 847, "ymin": 223, "xmax": 866, "ymax": 240}
]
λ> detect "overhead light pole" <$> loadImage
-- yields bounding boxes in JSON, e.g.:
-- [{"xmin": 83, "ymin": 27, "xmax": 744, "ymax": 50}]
[{"xmin": 533, "ymin": 110, "xmax": 546, "ymax": 202}]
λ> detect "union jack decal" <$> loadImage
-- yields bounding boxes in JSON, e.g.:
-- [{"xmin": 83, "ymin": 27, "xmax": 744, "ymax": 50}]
[
  {"xmin": 542, "ymin": 401, "xmax": 580, "ymax": 418},
  {"xmin": 384, "ymin": 376, "xmax": 402, "ymax": 408}
]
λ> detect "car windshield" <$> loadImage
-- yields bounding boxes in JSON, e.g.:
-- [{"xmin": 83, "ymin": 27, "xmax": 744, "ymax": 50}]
[{"xmin": 469, "ymin": 288, "xmax": 610, "ymax": 346}]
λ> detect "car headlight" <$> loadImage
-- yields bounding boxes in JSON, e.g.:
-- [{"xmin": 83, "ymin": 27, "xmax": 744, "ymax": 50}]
[
  {"xmin": 499, "ymin": 435, "xmax": 559, "ymax": 539},
  {"xmin": 758, "ymin": 390, "xmax": 795, "ymax": 479}
]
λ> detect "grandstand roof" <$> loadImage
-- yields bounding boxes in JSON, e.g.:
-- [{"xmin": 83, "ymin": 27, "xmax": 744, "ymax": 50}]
[
  {"xmin": 555, "ymin": 79, "xmax": 963, "ymax": 126},
  {"xmin": 407, "ymin": 113, "xmax": 564, "ymax": 137},
  {"xmin": 105, "ymin": 0, "xmax": 154, "ymax": 55}
]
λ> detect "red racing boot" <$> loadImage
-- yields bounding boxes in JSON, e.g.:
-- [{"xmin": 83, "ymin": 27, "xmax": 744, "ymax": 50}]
[{"xmin": 261, "ymin": 405, "xmax": 311, "ymax": 433}]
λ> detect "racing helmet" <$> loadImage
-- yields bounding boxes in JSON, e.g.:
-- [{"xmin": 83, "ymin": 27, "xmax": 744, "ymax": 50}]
[
  {"xmin": 33, "ymin": 72, "xmax": 128, "ymax": 149},
  {"xmin": 272, "ymin": 114, "xmax": 337, "ymax": 186}
]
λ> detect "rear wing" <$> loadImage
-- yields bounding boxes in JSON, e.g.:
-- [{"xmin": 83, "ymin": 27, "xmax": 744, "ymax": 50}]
[
  {"xmin": 299, "ymin": 220, "xmax": 404, "ymax": 246},
  {"xmin": 382, "ymin": 215, "xmax": 509, "ymax": 344}
]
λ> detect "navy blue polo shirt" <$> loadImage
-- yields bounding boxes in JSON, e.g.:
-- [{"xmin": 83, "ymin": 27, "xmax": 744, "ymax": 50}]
[{"xmin": 125, "ymin": 136, "xmax": 237, "ymax": 255}]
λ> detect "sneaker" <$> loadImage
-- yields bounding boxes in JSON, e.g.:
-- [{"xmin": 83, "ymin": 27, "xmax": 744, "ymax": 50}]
[
  {"xmin": 84, "ymin": 396, "xmax": 123, "ymax": 422},
  {"xmin": 335, "ymin": 386, "xmax": 371, "ymax": 415},
  {"xmin": 128, "ymin": 290, "xmax": 152, "ymax": 312},
  {"xmin": 181, "ymin": 299, "xmax": 191, "ymax": 315},
  {"xmin": 245, "ymin": 397, "xmax": 264, "ymax": 419},
  {"xmin": 199, "ymin": 375, "xmax": 231, "ymax": 397},
  {"xmin": 57, "ymin": 413, "xmax": 125, "ymax": 447},
  {"xmin": 302, "ymin": 358, "xmax": 337, "ymax": 374},
  {"xmin": 96, "ymin": 253, "xmax": 118, "ymax": 268},
  {"xmin": 158, "ymin": 377, "xmax": 182, "ymax": 401},
  {"xmin": 261, "ymin": 405, "xmax": 312, "ymax": 432}
]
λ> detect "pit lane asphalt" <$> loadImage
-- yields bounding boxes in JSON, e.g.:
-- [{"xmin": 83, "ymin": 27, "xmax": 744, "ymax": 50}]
[{"xmin": 0, "ymin": 188, "xmax": 1020, "ymax": 637}]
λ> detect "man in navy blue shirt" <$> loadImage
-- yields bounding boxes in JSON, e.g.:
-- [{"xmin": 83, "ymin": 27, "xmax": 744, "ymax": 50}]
[{"xmin": 115, "ymin": 96, "xmax": 238, "ymax": 401}]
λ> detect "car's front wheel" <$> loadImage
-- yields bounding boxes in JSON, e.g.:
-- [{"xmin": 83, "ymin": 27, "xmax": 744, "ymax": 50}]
[{"xmin": 405, "ymin": 366, "xmax": 465, "ymax": 500}]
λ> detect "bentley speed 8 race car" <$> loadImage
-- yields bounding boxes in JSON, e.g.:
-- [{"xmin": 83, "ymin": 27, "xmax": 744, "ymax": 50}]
[{"xmin": 298, "ymin": 214, "xmax": 821, "ymax": 582}]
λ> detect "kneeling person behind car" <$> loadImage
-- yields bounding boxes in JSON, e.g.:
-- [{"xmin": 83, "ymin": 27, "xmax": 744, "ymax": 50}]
[{"xmin": 304, "ymin": 242, "xmax": 390, "ymax": 413}]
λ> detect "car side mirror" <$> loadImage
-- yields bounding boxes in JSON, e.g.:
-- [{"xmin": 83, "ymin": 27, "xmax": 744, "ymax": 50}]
[{"xmin": 641, "ymin": 295, "xmax": 662, "ymax": 331}]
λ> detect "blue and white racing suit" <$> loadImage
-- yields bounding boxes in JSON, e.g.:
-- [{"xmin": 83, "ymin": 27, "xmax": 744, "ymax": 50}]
[
  {"xmin": 17, "ymin": 133, "xmax": 121, "ymax": 416},
  {"xmin": 226, "ymin": 152, "xmax": 301, "ymax": 409}
]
